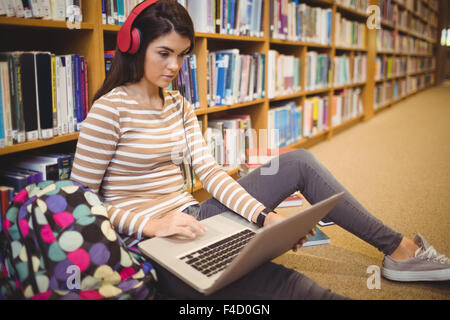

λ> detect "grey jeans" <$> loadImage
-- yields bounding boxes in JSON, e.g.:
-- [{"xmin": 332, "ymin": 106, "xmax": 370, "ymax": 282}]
[{"xmin": 152, "ymin": 149, "xmax": 404, "ymax": 300}]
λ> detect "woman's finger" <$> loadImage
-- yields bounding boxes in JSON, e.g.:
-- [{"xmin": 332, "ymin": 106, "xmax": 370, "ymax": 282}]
[{"xmin": 177, "ymin": 214, "xmax": 207, "ymax": 235}]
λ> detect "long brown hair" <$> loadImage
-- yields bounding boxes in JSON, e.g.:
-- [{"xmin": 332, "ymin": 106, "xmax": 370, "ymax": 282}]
[{"xmin": 93, "ymin": 0, "xmax": 195, "ymax": 102}]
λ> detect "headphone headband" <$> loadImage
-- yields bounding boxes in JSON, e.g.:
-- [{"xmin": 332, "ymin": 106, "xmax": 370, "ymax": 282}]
[{"xmin": 117, "ymin": 0, "xmax": 159, "ymax": 54}]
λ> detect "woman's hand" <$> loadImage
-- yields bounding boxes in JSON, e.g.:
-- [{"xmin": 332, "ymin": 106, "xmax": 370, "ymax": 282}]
[
  {"xmin": 144, "ymin": 211, "xmax": 207, "ymax": 239},
  {"xmin": 263, "ymin": 211, "xmax": 316, "ymax": 251}
]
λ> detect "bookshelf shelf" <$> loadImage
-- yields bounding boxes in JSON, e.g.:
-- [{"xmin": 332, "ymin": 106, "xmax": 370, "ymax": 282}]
[
  {"xmin": 331, "ymin": 114, "xmax": 365, "ymax": 134},
  {"xmin": 335, "ymin": 4, "xmax": 369, "ymax": 19},
  {"xmin": 304, "ymin": 87, "xmax": 332, "ymax": 96},
  {"xmin": 100, "ymin": 27, "xmax": 267, "ymax": 43},
  {"xmin": 269, "ymin": 39, "xmax": 332, "ymax": 49},
  {"xmin": 102, "ymin": 24, "xmax": 121, "ymax": 32},
  {"xmin": 270, "ymin": 92, "xmax": 303, "ymax": 103},
  {"xmin": 0, "ymin": 0, "xmax": 440, "ymax": 200},
  {"xmin": 289, "ymin": 129, "xmax": 330, "ymax": 149},
  {"xmin": 0, "ymin": 133, "xmax": 79, "ymax": 156},
  {"xmin": 334, "ymin": 46, "xmax": 367, "ymax": 52},
  {"xmin": 196, "ymin": 32, "xmax": 265, "ymax": 42},
  {"xmin": 0, "ymin": 17, "xmax": 94, "ymax": 30},
  {"xmin": 195, "ymin": 98, "xmax": 266, "ymax": 116}
]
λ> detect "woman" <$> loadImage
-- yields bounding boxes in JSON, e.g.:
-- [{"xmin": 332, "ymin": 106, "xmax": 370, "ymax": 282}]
[{"xmin": 70, "ymin": 0, "xmax": 450, "ymax": 299}]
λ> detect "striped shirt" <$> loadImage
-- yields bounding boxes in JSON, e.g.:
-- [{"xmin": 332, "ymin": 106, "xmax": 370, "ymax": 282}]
[{"xmin": 71, "ymin": 87, "xmax": 265, "ymax": 240}]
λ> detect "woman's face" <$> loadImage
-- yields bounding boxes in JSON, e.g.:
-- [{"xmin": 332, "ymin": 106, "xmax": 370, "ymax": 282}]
[{"xmin": 142, "ymin": 30, "xmax": 192, "ymax": 89}]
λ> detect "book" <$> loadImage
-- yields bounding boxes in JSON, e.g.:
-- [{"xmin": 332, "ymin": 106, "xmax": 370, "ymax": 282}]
[
  {"xmin": 51, "ymin": 0, "xmax": 66, "ymax": 21},
  {"xmin": 302, "ymin": 226, "xmax": 330, "ymax": 247},
  {"xmin": 0, "ymin": 52, "xmax": 26, "ymax": 144},
  {"xmin": 318, "ymin": 220, "xmax": 334, "ymax": 227},
  {"xmin": 19, "ymin": 52, "xmax": 39, "ymax": 142},
  {"xmin": 0, "ymin": 61, "xmax": 6, "ymax": 148},
  {"xmin": 0, "ymin": 186, "xmax": 14, "ymax": 220},
  {"xmin": 33, "ymin": 152, "xmax": 72, "ymax": 180},
  {"xmin": 15, "ymin": 156, "xmax": 59, "ymax": 180},
  {"xmin": 278, "ymin": 192, "xmax": 303, "ymax": 208},
  {"xmin": 0, "ymin": 172, "xmax": 27, "ymax": 192},
  {"xmin": 35, "ymin": 52, "xmax": 54, "ymax": 140}
]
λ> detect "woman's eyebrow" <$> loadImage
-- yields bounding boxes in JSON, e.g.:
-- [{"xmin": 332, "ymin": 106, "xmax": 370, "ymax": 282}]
[{"xmin": 157, "ymin": 46, "xmax": 191, "ymax": 54}]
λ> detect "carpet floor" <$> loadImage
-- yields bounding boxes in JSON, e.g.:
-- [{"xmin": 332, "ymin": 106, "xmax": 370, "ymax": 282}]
[{"xmin": 274, "ymin": 82, "xmax": 450, "ymax": 300}]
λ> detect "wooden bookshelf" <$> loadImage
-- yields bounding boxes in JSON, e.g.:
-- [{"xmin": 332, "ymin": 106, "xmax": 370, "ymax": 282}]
[
  {"xmin": 0, "ymin": 0, "xmax": 440, "ymax": 199},
  {"xmin": 373, "ymin": 0, "xmax": 438, "ymax": 113}
]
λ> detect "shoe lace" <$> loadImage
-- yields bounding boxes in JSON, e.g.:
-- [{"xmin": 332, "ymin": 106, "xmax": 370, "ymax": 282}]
[{"xmin": 417, "ymin": 246, "xmax": 450, "ymax": 264}]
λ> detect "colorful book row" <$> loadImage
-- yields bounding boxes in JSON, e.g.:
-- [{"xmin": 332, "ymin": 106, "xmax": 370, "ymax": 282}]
[
  {"xmin": 305, "ymin": 51, "xmax": 332, "ymax": 91},
  {"xmin": 0, "ymin": 51, "xmax": 88, "ymax": 148},
  {"xmin": 169, "ymin": 54, "xmax": 200, "ymax": 110},
  {"xmin": 334, "ymin": 12, "xmax": 366, "ymax": 49},
  {"xmin": 206, "ymin": 114, "xmax": 255, "ymax": 168},
  {"xmin": 269, "ymin": 0, "xmax": 332, "ymax": 45},
  {"xmin": 0, "ymin": 0, "xmax": 83, "ymax": 21},
  {"xmin": 102, "ymin": 0, "xmax": 143, "ymax": 26},
  {"xmin": 207, "ymin": 49, "xmax": 265, "ymax": 107},
  {"xmin": 267, "ymin": 50, "xmax": 301, "ymax": 99},
  {"xmin": 331, "ymin": 88, "xmax": 363, "ymax": 127},
  {"xmin": 268, "ymin": 100, "xmax": 302, "ymax": 148},
  {"xmin": 186, "ymin": 0, "xmax": 264, "ymax": 37}
]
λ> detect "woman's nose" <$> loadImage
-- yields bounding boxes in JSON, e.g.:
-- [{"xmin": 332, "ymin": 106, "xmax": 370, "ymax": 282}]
[{"xmin": 168, "ymin": 57, "xmax": 180, "ymax": 71}]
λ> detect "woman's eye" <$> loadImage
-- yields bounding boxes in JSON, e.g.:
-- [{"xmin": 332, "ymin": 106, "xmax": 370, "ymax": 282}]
[{"xmin": 159, "ymin": 52, "xmax": 169, "ymax": 57}]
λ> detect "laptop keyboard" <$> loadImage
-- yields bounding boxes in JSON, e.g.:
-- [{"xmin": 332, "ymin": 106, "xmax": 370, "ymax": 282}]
[{"xmin": 179, "ymin": 229, "xmax": 256, "ymax": 277}]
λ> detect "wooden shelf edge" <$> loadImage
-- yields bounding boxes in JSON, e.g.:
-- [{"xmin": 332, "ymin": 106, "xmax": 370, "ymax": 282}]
[
  {"xmin": 195, "ymin": 98, "xmax": 265, "ymax": 115},
  {"xmin": 0, "ymin": 133, "xmax": 79, "ymax": 156},
  {"xmin": 0, "ymin": 17, "xmax": 94, "ymax": 30},
  {"xmin": 331, "ymin": 114, "xmax": 364, "ymax": 134}
]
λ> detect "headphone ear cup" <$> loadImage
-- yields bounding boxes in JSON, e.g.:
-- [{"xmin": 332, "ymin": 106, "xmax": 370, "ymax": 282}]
[{"xmin": 129, "ymin": 27, "xmax": 142, "ymax": 55}]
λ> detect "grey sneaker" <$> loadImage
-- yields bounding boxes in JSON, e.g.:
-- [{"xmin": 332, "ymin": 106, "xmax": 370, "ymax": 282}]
[{"xmin": 382, "ymin": 234, "xmax": 450, "ymax": 281}]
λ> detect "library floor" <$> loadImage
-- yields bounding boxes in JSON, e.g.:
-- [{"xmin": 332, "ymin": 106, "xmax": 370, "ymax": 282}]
[{"xmin": 273, "ymin": 82, "xmax": 450, "ymax": 300}]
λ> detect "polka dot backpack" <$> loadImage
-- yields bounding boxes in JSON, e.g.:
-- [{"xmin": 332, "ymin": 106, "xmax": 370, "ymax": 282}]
[{"xmin": 0, "ymin": 180, "xmax": 157, "ymax": 300}]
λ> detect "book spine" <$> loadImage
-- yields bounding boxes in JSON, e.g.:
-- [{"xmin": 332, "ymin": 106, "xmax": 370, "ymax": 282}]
[
  {"xmin": 117, "ymin": 0, "xmax": 125, "ymax": 26},
  {"xmin": 81, "ymin": 56, "xmax": 87, "ymax": 123},
  {"xmin": 0, "ymin": 67, "xmax": 4, "ymax": 148},
  {"xmin": 65, "ymin": 54, "xmax": 74, "ymax": 133},
  {"xmin": 35, "ymin": 52, "xmax": 54, "ymax": 139},
  {"xmin": 73, "ymin": 54, "xmax": 82, "ymax": 131},
  {"xmin": 0, "ymin": 60, "xmax": 13, "ymax": 146},
  {"xmin": 20, "ymin": 52, "xmax": 39, "ymax": 142},
  {"xmin": 189, "ymin": 55, "xmax": 199, "ymax": 109},
  {"xmin": 49, "ymin": 54, "xmax": 59, "ymax": 136}
]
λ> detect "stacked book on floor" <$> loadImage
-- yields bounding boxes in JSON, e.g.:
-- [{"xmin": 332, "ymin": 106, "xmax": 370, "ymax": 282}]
[{"xmin": 238, "ymin": 147, "xmax": 332, "ymax": 246}]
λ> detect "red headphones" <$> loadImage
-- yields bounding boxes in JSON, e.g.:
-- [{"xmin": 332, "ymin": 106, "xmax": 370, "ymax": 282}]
[{"xmin": 117, "ymin": 0, "xmax": 159, "ymax": 54}]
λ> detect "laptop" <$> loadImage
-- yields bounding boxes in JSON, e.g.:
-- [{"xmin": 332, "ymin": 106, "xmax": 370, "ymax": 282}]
[{"xmin": 138, "ymin": 192, "xmax": 344, "ymax": 295}]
